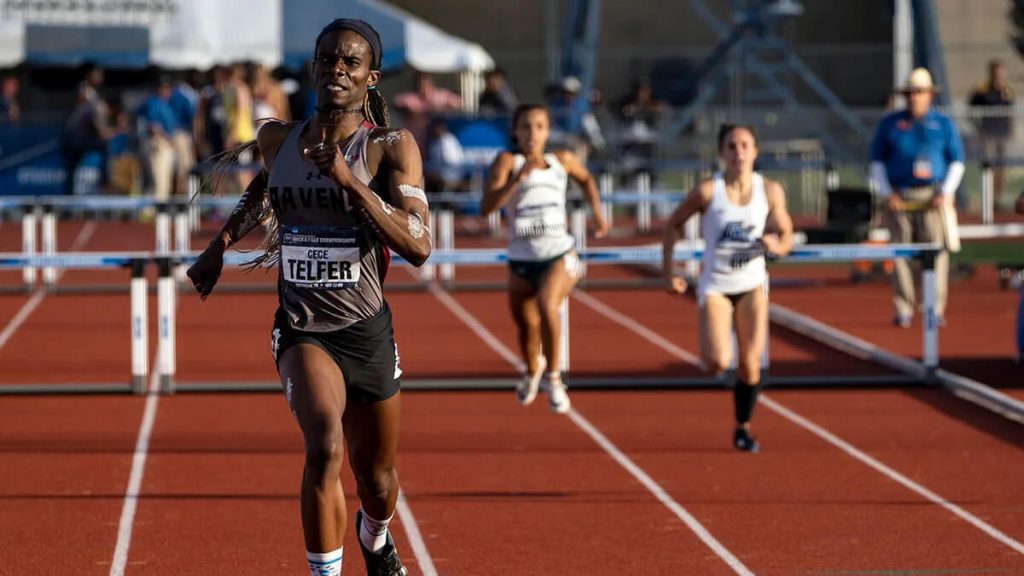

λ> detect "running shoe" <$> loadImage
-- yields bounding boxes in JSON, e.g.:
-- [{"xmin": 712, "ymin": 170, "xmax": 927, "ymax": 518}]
[
  {"xmin": 545, "ymin": 375, "xmax": 571, "ymax": 414},
  {"xmin": 733, "ymin": 427, "xmax": 760, "ymax": 453},
  {"xmin": 355, "ymin": 510, "xmax": 408, "ymax": 576},
  {"xmin": 516, "ymin": 356, "xmax": 546, "ymax": 406}
]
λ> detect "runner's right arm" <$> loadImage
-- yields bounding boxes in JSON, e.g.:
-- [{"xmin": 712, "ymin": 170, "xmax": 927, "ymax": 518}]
[
  {"xmin": 209, "ymin": 171, "xmax": 269, "ymax": 250},
  {"xmin": 662, "ymin": 181, "xmax": 711, "ymax": 293},
  {"xmin": 211, "ymin": 120, "xmax": 291, "ymax": 249}
]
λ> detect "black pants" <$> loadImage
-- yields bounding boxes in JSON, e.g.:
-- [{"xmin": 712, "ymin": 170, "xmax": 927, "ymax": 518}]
[{"xmin": 62, "ymin": 144, "xmax": 109, "ymax": 195}]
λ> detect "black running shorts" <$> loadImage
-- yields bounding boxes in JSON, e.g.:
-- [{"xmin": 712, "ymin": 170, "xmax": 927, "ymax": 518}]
[{"xmin": 270, "ymin": 302, "xmax": 402, "ymax": 403}]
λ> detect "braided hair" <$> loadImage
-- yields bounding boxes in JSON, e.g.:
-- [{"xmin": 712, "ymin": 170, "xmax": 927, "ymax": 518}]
[{"xmin": 195, "ymin": 19, "xmax": 394, "ymax": 270}]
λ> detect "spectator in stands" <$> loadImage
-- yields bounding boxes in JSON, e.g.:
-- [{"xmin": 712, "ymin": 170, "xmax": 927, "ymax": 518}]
[
  {"xmin": 618, "ymin": 78, "xmax": 667, "ymax": 148},
  {"xmin": 0, "ymin": 75, "xmax": 20, "ymax": 122},
  {"xmin": 617, "ymin": 77, "xmax": 667, "ymax": 172},
  {"xmin": 869, "ymin": 67, "xmax": 964, "ymax": 328},
  {"xmin": 61, "ymin": 64, "xmax": 113, "ymax": 195},
  {"xmin": 224, "ymin": 63, "xmax": 256, "ymax": 190},
  {"xmin": 169, "ymin": 72, "xmax": 198, "ymax": 196},
  {"xmin": 424, "ymin": 117, "xmax": 466, "ymax": 193},
  {"xmin": 969, "ymin": 59, "xmax": 1014, "ymax": 210},
  {"xmin": 224, "ymin": 63, "xmax": 255, "ymax": 151},
  {"xmin": 478, "ymin": 68, "xmax": 517, "ymax": 116},
  {"xmin": 619, "ymin": 78, "xmax": 668, "ymax": 131},
  {"xmin": 106, "ymin": 106, "xmax": 141, "ymax": 195},
  {"xmin": 136, "ymin": 76, "xmax": 178, "ymax": 202},
  {"xmin": 249, "ymin": 61, "xmax": 291, "ymax": 123},
  {"xmin": 393, "ymin": 71, "xmax": 462, "ymax": 154},
  {"xmin": 546, "ymin": 75, "xmax": 606, "ymax": 160},
  {"xmin": 195, "ymin": 65, "xmax": 229, "ymax": 161}
]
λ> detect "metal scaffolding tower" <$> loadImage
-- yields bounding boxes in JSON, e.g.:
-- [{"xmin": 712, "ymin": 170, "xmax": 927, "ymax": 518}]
[{"xmin": 673, "ymin": 0, "xmax": 871, "ymax": 156}]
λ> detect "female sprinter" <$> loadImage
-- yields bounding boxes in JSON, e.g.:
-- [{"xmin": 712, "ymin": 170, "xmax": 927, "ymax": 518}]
[
  {"xmin": 661, "ymin": 124, "xmax": 793, "ymax": 452},
  {"xmin": 187, "ymin": 19, "xmax": 426, "ymax": 576},
  {"xmin": 482, "ymin": 103, "xmax": 609, "ymax": 414}
]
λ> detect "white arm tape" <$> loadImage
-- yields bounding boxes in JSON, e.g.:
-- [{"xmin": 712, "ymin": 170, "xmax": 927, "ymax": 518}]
[
  {"xmin": 941, "ymin": 161, "xmax": 965, "ymax": 197},
  {"xmin": 398, "ymin": 184, "xmax": 429, "ymax": 207}
]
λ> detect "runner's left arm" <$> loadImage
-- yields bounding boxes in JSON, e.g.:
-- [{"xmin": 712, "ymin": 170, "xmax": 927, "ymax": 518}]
[
  {"xmin": 762, "ymin": 180, "xmax": 794, "ymax": 257},
  {"xmin": 306, "ymin": 128, "xmax": 432, "ymax": 267},
  {"xmin": 556, "ymin": 150, "xmax": 609, "ymax": 238}
]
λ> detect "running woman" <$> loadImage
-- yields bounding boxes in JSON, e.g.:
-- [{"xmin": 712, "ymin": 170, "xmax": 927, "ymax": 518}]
[
  {"xmin": 187, "ymin": 19, "xmax": 425, "ymax": 576},
  {"xmin": 662, "ymin": 123, "xmax": 793, "ymax": 452},
  {"xmin": 482, "ymin": 104, "xmax": 609, "ymax": 414}
]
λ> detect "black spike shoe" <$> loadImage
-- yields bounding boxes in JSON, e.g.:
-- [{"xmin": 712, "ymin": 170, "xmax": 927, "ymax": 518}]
[
  {"xmin": 733, "ymin": 427, "xmax": 760, "ymax": 453},
  {"xmin": 355, "ymin": 510, "xmax": 409, "ymax": 576}
]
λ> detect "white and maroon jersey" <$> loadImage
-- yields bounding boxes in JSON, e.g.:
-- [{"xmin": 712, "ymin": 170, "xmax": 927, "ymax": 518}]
[{"xmin": 268, "ymin": 120, "xmax": 390, "ymax": 332}]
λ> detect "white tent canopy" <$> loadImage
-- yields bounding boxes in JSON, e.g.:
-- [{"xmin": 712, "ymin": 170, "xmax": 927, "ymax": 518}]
[
  {"xmin": 0, "ymin": 0, "xmax": 493, "ymax": 74},
  {"xmin": 0, "ymin": 0, "xmax": 281, "ymax": 69},
  {"xmin": 282, "ymin": 0, "xmax": 493, "ymax": 73}
]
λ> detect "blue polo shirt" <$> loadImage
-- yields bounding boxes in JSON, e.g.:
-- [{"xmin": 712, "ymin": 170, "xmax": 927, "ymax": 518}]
[
  {"xmin": 169, "ymin": 87, "xmax": 196, "ymax": 135},
  {"xmin": 136, "ymin": 95, "xmax": 178, "ymax": 137},
  {"xmin": 870, "ymin": 109, "xmax": 963, "ymax": 190}
]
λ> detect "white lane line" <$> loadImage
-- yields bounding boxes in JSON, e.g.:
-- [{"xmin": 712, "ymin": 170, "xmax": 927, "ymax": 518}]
[
  {"xmin": 585, "ymin": 291, "xmax": 1024, "ymax": 557},
  {"xmin": 396, "ymin": 488, "xmax": 438, "ymax": 576},
  {"xmin": 0, "ymin": 291, "xmax": 45, "ymax": 351},
  {"xmin": 761, "ymin": 396, "xmax": 1024, "ymax": 555},
  {"xmin": 0, "ymin": 221, "xmax": 97, "ymax": 352},
  {"xmin": 109, "ymin": 351, "xmax": 161, "ymax": 576},
  {"xmin": 381, "ymin": 269, "xmax": 441, "ymax": 574},
  {"xmin": 427, "ymin": 283, "xmax": 524, "ymax": 371},
  {"xmin": 568, "ymin": 409, "xmax": 754, "ymax": 575},
  {"xmin": 427, "ymin": 283, "xmax": 754, "ymax": 575},
  {"xmin": 571, "ymin": 290, "xmax": 705, "ymax": 369}
]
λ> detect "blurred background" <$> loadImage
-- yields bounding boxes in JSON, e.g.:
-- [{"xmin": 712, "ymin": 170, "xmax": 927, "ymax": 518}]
[{"xmin": 0, "ymin": 0, "xmax": 1023, "ymax": 222}]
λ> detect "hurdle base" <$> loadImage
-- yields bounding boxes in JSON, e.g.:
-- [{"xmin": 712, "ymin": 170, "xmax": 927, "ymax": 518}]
[{"xmin": 160, "ymin": 374, "xmax": 175, "ymax": 394}]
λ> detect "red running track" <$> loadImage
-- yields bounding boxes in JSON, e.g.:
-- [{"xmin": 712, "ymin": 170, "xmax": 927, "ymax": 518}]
[{"xmin": 1, "ymin": 222, "xmax": 1023, "ymax": 573}]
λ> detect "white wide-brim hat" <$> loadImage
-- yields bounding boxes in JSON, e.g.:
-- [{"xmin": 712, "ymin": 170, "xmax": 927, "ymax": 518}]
[{"xmin": 898, "ymin": 67, "xmax": 940, "ymax": 93}]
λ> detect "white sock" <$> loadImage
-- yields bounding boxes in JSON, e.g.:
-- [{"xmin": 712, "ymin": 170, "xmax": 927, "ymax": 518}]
[
  {"xmin": 359, "ymin": 508, "xmax": 393, "ymax": 553},
  {"xmin": 306, "ymin": 548, "xmax": 342, "ymax": 576},
  {"xmin": 546, "ymin": 372, "xmax": 562, "ymax": 383}
]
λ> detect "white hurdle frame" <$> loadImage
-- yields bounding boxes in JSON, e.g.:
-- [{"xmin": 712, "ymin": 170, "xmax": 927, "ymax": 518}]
[
  {"xmin": 0, "ymin": 243, "xmax": 943, "ymax": 394},
  {"xmin": 636, "ymin": 171, "xmax": 652, "ymax": 232},
  {"xmin": 438, "ymin": 209, "xmax": 455, "ymax": 283},
  {"xmin": 981, "ymin": 162, "xmax": 994, "ymax": 225},
  {"xmin": 422, "ymin": 210, "xmax": 437, "ymax": 282},
  {"xmin": 173, "ymin": 202, "xmax": 190, "ymax": 282},
  {"xmin": 155, "ymin": 202, "xmax": 171, "ymax": 254},
  {"xmin": 40, "ymin": 204, "xmax": 57, "ymax": 287},
  {"xmin": 20, "ymin": 205, "xmax": 37, "ymax": 289},
  {"xmin": 157, "ymin": 258, "xmax": 177, "ymax": 393},
  {"xmin": 0, "ymin": 252, "xmax": 150, "ymax": 394},
  {"xmin": 130, "ymin": 259, "xmax": 149, "ymax": 393}
]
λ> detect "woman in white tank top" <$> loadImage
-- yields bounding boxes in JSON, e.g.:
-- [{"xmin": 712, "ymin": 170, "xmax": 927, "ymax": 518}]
[
  {"xmin": 661, "ymin": 124, "xmax": 794, "ymax": 452},
  {"xmin": 482, "ymin": 104, "xmax": 609, "ymax": 414}
]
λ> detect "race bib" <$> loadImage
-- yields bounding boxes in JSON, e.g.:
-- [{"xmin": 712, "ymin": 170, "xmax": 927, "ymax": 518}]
[
  {"xmin": 913, "ymin": 156, "xmax": 932, "ymax": 180},
  {"xmin": 514, "ymin": 204, "xmax": 566, "ymax": 238},
  {"xmin": 715, "ymin": 242, "xmax": 764, "ymax": 273},
  {"xmin": 281, "ymin": 226, "xmax": 361, "ymax": 289}
]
